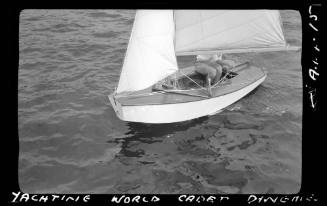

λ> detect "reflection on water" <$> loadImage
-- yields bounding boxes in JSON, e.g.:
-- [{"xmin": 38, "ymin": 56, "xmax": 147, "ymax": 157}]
[
  {"xmin": 111, "ymin": 117, "xmax": 209, "ymax": 157},
  {"xmin": 18, "ymin": 10, "xmax": 302, "ymax": 194}
]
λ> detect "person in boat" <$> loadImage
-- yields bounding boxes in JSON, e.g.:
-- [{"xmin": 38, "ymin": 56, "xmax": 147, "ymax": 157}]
[
  {"xmin": 195, "ymin": 54, "xmax": 236, "ymax": 82},
  {"xmin": 194, "ymin": 54, "xmax": 236, "ymax": 96}
]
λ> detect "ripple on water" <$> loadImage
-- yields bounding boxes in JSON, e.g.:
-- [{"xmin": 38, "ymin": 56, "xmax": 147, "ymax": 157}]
[{"xmin": 18, "ymin": 9, "xmax": 302, "ymax": 194}]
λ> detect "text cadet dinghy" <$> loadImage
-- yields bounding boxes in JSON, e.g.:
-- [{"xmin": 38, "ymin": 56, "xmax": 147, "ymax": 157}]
[{"xmin": 109, "ymin": 10, "xmax": 300, "ymax": 123}]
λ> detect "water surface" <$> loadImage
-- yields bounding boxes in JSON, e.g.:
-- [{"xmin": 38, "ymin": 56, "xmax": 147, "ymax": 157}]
[{"xmin": 18, "ymin": 10, "xmax": 302, "ymax": 194}]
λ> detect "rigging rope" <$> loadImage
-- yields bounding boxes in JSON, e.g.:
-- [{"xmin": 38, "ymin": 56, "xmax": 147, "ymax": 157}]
[{"xmin": 178, "ymin": 70, "xmax": 207, "ymax": 90}]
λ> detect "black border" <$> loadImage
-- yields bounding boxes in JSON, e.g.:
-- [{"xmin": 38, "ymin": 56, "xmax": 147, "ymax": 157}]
[{"xmin": 5, "ymin": 0, "xmax": 324, "ymax": 205}]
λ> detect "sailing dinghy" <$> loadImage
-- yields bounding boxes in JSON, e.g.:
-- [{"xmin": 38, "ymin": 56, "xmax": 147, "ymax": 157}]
[{"xmin": 109, "ymin": 10, "xmax": 299, "ymax": 123}]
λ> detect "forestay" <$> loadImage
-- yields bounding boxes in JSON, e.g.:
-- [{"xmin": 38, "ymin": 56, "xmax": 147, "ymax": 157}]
[
  {"xmin": 174, "ymin": 10, "xmax": 287, "ymax": 55},
  {"xmin": 116, "ymin": 10, "xmax": 178, "ymax": 94}
]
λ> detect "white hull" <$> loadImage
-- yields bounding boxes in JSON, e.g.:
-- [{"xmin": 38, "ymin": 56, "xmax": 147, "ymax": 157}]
[{"xmin": 109, "ymin": 74, "xmax": 266, "ymax": 123}]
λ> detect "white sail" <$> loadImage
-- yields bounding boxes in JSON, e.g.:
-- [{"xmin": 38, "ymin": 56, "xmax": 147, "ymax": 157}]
[
  {"xmin": 174, "ymin": 10, "xmax": 287, "ymax": 55},
  {"xmin": 116, "ymin": 10, "xmax": 178, "ymax": 94}
]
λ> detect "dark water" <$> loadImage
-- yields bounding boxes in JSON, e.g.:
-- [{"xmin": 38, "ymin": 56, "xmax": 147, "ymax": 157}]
[{"xmin": 18, "ymin": 10, "xmax": 302, "ymax": 194}]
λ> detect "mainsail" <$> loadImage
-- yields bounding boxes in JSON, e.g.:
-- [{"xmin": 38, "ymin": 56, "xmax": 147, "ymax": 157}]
[
  {"xmin": 116, "ymin": 10, "xmax": 178, "ymax": 94},
  {"xmin": 174, "ymin": 10, "xmax": 289, "ymax": 55},
  {"xmin": 116, "ymin": 10, "xmax": 293, "ymax": 94}
]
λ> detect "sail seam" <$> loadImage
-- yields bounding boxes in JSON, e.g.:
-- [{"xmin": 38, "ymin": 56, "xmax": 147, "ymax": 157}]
[
  {"xmin": 176, "ymin": 15, "xmax": 265, "ymax": 51},
  {"xmin": 175, "ymin": 10, "xmax": 230, "ymax": 31}
]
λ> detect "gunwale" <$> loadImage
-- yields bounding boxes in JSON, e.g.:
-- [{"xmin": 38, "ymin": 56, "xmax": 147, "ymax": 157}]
[{"xmin": 115, "ymin": 64, "xmax": 266, "ymax": 106}]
